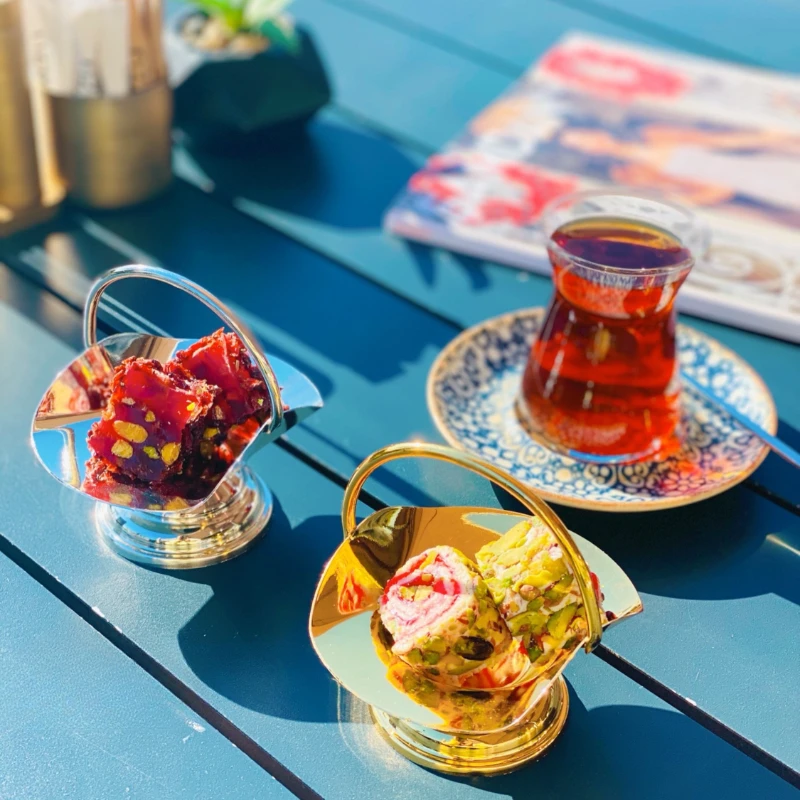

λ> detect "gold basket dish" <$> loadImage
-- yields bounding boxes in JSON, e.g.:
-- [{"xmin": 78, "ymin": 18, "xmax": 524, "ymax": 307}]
[{"xmin": 310, "ymin": 442, "xmax": 642, "ymax": 775}]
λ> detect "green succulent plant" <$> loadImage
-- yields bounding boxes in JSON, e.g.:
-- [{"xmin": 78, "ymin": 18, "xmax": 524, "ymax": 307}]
[{"xmin": 190, "ymin": 0, "xmax": 298, "ymax": 51}]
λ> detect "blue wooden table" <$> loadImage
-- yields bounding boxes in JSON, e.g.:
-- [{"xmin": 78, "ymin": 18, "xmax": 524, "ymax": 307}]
[{"xmin": 1, "ymin": 0, "xmax": 799, "ymax": 796}]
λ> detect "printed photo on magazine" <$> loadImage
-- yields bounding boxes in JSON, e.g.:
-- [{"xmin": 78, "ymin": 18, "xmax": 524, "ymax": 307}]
[{"xmin": 385, "ymin": 33, "xmax": 800, "ymax": 342}]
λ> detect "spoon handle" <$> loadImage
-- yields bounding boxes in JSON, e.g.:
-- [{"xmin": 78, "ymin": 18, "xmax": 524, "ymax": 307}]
[{"xmin": 682, "ymin": 371, "xmax": 800, "ymax": 469}]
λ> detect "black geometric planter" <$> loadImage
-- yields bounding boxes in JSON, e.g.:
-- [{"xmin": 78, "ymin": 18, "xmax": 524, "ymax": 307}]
[{"xmin": 165, "ymin": 11, "xmax": 332, "ymax": 150}]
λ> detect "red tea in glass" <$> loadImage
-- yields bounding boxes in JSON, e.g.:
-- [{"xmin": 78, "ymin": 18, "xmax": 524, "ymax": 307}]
[{"xmin": 519, "ymin": 191, "xmax": 704, "ymax": 463}]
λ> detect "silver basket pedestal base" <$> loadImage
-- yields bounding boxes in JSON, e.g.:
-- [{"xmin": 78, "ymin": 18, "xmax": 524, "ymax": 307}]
[{"xmin": 96, "ymin": 465, "xmax": 272, "ymax": 569}]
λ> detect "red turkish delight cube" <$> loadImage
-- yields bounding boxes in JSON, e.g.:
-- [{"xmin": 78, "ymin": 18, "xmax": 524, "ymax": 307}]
[
  {"xmin": 87, "ymin": 357, "xmax": 217, "ymax": 483},
  {"xmin": 82, "ymin": 457, "xmax": 191, "ymax": 510},
  {"xmin": 83, "ymin": 457, "xmax": 152, "ymax": 509},
  {"xmin": 171, "ymin": 329, "xmax": 270, "ymax": 429}
]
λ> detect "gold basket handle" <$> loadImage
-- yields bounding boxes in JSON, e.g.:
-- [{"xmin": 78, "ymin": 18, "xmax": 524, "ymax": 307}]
[
  {"xmin": 83, "ymin": 264, "xmax": 284, "ymax": 434},
  {"xmin": 341, "ymin": 441, "xmax": 603, "ymax": 651}
]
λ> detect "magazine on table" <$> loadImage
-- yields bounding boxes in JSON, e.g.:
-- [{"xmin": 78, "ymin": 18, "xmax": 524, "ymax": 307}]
[{"xmin": 385, "ymin": 33, "xmax": 800, "ymax": 342}]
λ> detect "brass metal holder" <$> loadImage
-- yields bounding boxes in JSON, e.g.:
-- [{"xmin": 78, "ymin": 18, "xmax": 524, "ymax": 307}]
[
  {"xmin": 31, "ymin": 265, "xmax": 323, "ymax": 568},
  {"xmin": 310, "ymin": 442, "xmax": 642, "ymax": 775},
  {"xmin": 51, "ymin": 82, "xmax": 172, "ymax": 209},
  {"xmin": 0, "ymin": 0, "xmax": 62, "ymax": 235}
]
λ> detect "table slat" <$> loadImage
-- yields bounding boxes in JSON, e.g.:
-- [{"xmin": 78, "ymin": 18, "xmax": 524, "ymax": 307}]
[
  {"xmin": 0, "ymin": 554, "xmax": 291, "ymax": 800},
  {"xmin": 564, "ymin": 0, "xmax": 800, "ymax": 71},
  {"xmin": 311, "ymin": 0, "xmax": 746, "ymax": 72}
]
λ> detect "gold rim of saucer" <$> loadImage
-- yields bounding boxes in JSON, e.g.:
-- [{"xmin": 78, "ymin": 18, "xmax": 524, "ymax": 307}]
[{"xmin": 426, "ymin": 308, "xmax": 777, "ymax": 513}]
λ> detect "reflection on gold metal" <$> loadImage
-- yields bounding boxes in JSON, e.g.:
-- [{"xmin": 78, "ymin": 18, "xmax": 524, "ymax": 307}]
[
  {"xmin": 310, "ymin": 442, "xmax": 643, "ymax": 775},
  {"xmin": 370, "ymin": 676, "xmax": 569, "ymax": 776},
  {"xmin": 0, "ymin": 1, "xmax": 39, "ymax": 210}
]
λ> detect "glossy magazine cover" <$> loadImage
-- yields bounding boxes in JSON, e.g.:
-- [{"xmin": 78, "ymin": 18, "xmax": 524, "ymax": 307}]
[{"xmin": 385, "ymin": 34, "xmax": 800, "ymax": 342}]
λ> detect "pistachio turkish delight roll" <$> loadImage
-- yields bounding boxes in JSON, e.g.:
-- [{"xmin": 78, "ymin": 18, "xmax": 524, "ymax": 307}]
[
  {"xmin": 378, "ymin": 546, "xmax": 525, "ymax": 688},
  {"xmin": 476, "ymin": 519, "xmax": 602, "ymax": 676}
]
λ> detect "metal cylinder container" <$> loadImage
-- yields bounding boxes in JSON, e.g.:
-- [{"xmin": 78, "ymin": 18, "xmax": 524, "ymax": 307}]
[
  {"xmin": 52, "ymin": 81, "xmax": 172, "ymax": 209},
  {"xmin": 0, "ymin": 0, "xmax": 62, "ymax": 233}
]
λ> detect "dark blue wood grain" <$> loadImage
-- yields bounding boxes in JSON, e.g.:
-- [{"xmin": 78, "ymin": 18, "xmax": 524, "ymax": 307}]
[
  {"xmin": 1, "ymin": 297, "xmax": 797, "ymax": 798},
  {"xmin": 0, "ymin": 555, "xmax": 291, "ymax": 799}
]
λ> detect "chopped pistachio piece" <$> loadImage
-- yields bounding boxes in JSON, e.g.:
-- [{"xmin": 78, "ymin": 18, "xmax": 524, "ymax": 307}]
[{"xmin": 111, "ymin": 439, "xmax": 133, "ymax": 459}]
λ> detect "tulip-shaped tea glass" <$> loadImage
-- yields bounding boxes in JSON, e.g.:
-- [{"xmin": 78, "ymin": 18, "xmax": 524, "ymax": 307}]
[
  {"xmin": 519, "ymin": 190, "xmax": 707, "ymax": 463},
  {"xmin": 309, "ymin": 442, "xmax": 642, "ymax": 775},
  {"xmin": 31, "ymin": 265, "xmax": 323, "ymax": 569}
]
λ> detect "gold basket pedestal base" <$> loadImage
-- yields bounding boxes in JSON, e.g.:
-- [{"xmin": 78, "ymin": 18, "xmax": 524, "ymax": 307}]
[
  {"xmin": 371, "ymin": 675, "xmax": 569, "ymax": 776},
  {"xmin": 95, "ymin": 465, "xmax": 272, "ymax": 569}
]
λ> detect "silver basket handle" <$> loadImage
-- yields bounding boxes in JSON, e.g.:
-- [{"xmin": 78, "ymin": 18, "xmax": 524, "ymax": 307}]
[{"xmin": 83, "ymin": 264, "xmax": 284, "ymax": 434}]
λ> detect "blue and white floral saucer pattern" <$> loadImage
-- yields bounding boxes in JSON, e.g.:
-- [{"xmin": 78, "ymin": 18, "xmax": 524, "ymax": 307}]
[{"xmin": 427, "ymin": 309, "xmax": 776, "ymax": 511}]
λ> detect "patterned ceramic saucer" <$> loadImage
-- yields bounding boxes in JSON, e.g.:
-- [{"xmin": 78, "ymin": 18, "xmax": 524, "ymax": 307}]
[{"xmin": 427, "ymin": 308, "xmax": 776, "ymax": 512}]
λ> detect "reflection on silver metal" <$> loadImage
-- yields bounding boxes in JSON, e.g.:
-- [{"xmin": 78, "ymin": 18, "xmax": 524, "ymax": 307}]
[
  {"xmin": 97, "ymin": 465, "xmax": 273, "ymax": 569},
  {"xmin": 31, "ymin": 265, "xmax": 323, "ymax": 569},
  {"xmin": 32, "ymin": 331, "xmax": 322, "ymax": 505}
]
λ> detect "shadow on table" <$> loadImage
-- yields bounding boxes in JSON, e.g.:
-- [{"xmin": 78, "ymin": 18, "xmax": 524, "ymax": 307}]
[
  {"xmin": 751, "ymin": 421, "xmax": 800, "ymax": 510},
  {"xmin": 177, "ymin": 116, "xmax": 414, "ymax": 230},
  {"xmin": 485, "ymin": 697, "xmax": 794, "ymax": 798},
  {"xmin": 176, "ymin": 115, "xmax": 506, "ymax": 298},
  {"xmin": 494, "ymin": 482, "xmax": 800, "ymax": 604},
  {"xmin": 340, "ymin": 684, "xmax": 792, "ymax": 799},
  {"xmin": 289, "ymin": 424, "xmax": 461, "ymax": 509},
  {"xmin": 406, "ymin": 241, "xmax": 494, "ymax": 293},
  {"xmin": 176, "ymin": 508, "xmax": 342, "ymax": 724},
  {"xmin": 92, "ymin": 187, "xmax": 457, "ymax": 387}
]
